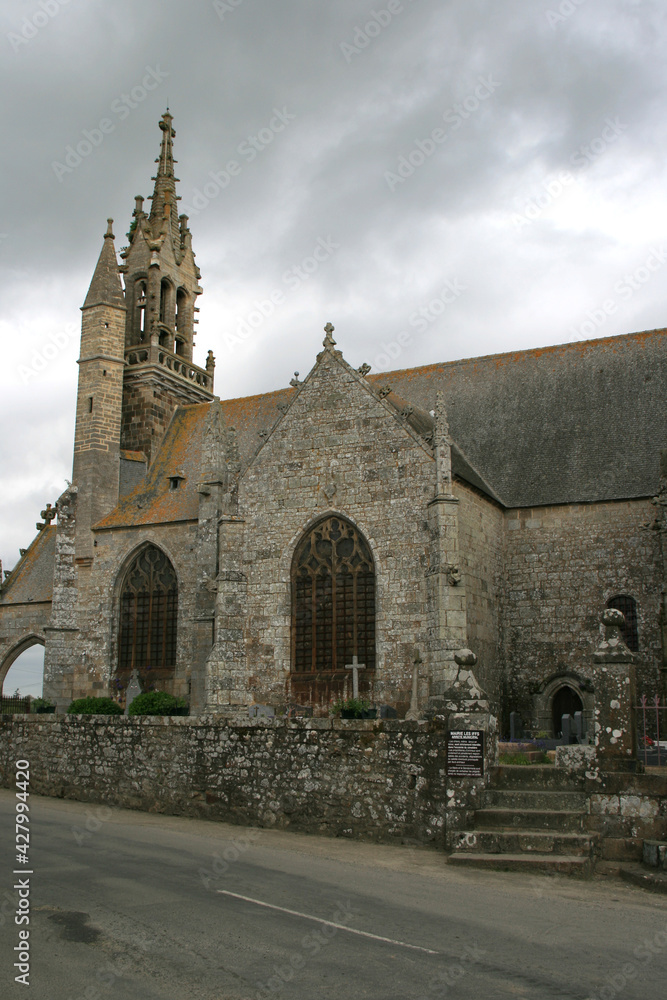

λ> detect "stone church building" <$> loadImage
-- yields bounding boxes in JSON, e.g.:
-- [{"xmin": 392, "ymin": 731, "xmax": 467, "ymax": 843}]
[{"xmin": 1, "ymin": 112, "xmax": 665, "ymax": 734}]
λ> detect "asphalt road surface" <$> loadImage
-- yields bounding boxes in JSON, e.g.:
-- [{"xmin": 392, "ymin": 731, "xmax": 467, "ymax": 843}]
[{"xmin": 1, "ymin": 790, "xmax": 667, "ymax": 999}]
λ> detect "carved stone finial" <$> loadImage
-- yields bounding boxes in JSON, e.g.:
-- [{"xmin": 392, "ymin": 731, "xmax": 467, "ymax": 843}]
[
  {"xmin": 454, "ymin": 649, "xmax": 477, "ymax": 667},
  {"xmin": 205, "ymin": 350, "xmax": 216, "ymax": 372},
  {"xmin": 258, "ymin": 428, "xmax": 269, "ymax": 440},
  {"xmin": 104, "ymin": 218, "xmax": 114, "ymax": 239},
  {"xmin": 377, "ymin": 385, "xmax": 392, "ymax": 398},
  {"xmin": 277, "ymin": 402, "xmax": 289, "ymax": 415},
  {"xmin": 358, "ymin": 363, "xmax": 371, "ymax": 376},
  {"xmin": 289, "ymin": 372, "xmax": 301, "ymax": 388},
  {"xmin": 593, "ymin": 608, "xmax": 635, "ymax": 662},
  {"xmin": 400, "ymin": 405, "xmax": 414, "ymax": 420},
  {"xmin": 323, "ymin": 322, "xmax": 336, "ymax": 349}
]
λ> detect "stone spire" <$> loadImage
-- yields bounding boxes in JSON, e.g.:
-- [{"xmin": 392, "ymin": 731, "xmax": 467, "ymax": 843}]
[
  {"xmin": 148, "ymin": 110, "xmax": 180, "ymax": 248},
  {"xmin": 82, "ymin": 220, "xmax": 125, "ymax": 310}
]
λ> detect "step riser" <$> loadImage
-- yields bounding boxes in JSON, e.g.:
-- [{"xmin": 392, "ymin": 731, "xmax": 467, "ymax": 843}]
[
  {"xmin": 448, "ymin": 854, "xmax": 593, "ymax": 878},
  {"xmin": 484, "ymin": 790, "xmax": 588, "ymax": 810},
  {"xmin": 452, "ymin": 831, "xmax": 595, "ymax": 857},
  {"xmin": 476, "ymin": 809, "xmax": 586, "ymax": 833},
  {"xmin": 490, "ymin": 765, "xmax": 585, "ymax": 791}
]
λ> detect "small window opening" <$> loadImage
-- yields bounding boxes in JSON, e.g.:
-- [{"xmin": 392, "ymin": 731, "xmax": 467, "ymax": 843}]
[
  {"xmin": 88, "ymin": 397, "xmax": 93, "ymax": 413},
  {"xmin": 169, "ymin": 476, "xmax": 182, "ymax": 490}
]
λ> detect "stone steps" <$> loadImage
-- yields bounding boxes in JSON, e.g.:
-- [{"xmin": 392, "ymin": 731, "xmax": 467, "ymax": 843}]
[
  {"xmin": 453, "ymin": 829, "xmax": 597, "ymax": 857},
  {"xmin": 447, "ymin": 765, "xmax": 595, "ymax": 877},
  {"xmin": 475, "ymin": 807, "xmax": 588, "ymax": 833},
  {"xmin": 448, "ymin": 852, "xmax": 593, "ymax": 877},
  {"xmin": 484, "ymin": 788, "xmax": 588, "ymax": 810}
]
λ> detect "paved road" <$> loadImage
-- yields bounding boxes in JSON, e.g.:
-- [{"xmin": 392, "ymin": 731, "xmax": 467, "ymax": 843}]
[{"xmin": 1, "ymin": 790, "xmax": 667, "ymax": 999}]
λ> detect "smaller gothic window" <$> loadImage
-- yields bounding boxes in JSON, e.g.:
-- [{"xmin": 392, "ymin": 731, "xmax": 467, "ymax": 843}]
[{"xmin": 606, "ymin": 594, "xmax": 639, "ymax": 651}]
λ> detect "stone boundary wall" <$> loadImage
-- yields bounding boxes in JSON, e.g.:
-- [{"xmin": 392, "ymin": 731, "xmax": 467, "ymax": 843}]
[{"xmin": 0, "ymin": 715, "xmax": 455, "ymax": 846}]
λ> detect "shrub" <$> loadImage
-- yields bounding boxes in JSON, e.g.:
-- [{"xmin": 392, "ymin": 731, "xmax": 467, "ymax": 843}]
[
  {"xmin": 127, "ymin": 691, "xmax": 188, "ymax": 716},
  {"xmin": 67, "ymin": 697, "xmax": 123, "ymax": 715},
  {"xmin": 331, "ymin": 697, "xmax": 371, "ymax": 718}
]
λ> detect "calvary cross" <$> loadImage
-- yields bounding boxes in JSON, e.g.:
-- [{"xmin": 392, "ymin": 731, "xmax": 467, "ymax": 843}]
[{"xmin": 345, "ymin": 656, "xmax": 365, "ymax": 698}]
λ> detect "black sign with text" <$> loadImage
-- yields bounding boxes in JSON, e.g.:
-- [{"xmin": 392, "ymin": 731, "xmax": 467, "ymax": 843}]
[{"xmin": 446, "ymin": 730, "xmax": 484, "ymax": 777}]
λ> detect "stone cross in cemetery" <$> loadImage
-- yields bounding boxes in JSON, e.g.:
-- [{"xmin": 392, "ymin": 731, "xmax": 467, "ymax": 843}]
[{"xmin": 345, "ymin": 656, "xmax": 365, "ymax": 698}]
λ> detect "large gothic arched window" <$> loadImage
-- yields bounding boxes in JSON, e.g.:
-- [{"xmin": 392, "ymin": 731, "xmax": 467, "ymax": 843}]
[
  {"xmin": 292, "ymin": 516, "xmax": 375, "ymax": 673},
  {"xmin": 117, "ymin": 546, "xmax": 178, "ymax": 692}
]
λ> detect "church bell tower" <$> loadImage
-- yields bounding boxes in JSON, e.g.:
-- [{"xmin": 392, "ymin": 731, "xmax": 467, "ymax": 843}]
[{"xmin": 118, "ymin": 110, "xmax": 215, "ymax": 463}]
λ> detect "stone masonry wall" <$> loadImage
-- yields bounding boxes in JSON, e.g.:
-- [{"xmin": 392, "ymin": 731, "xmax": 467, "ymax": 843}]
[
  {"xmin": 501, "ymin": 498, "xmax": 662, "ymax": 728},
  {"xmin": 0, "ymin": 715, "xmax": 449, "ymax": 846}
]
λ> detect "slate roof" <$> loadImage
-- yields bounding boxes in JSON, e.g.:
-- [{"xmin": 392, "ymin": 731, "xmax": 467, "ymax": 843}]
[
  {"xmin": 95, "ymin": 328, "xmax": 666, "ymax": 527},
  {"xmin": 0, "ymin": 526, "xmax": 56, "ymax": 605},
  {"xmin": 373, "ymin": 328, "xmax": 666, "ymax": 507}
]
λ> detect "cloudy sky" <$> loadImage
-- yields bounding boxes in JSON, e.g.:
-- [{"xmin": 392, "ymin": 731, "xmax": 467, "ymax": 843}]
[{"xmin": 1, "ymin": 0, "xmax": 666, "ymax": 597}]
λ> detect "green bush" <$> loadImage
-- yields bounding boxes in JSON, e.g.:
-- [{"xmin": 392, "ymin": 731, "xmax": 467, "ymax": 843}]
[
  {"xmin": 67, "ymin": 697, "xmax": 123, "ymax": 715},
  {"xmin": 127, "ymin": 691, "xmax": 188, "ymax": 716}
]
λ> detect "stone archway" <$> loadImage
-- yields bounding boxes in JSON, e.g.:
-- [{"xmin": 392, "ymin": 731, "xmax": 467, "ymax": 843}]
[
  {"xmin": 551, "ymin": 685, "xmax": 584, "ymax": 738},
  {"xmin": 0, "ymin": 635, "xmax": 46, "ymax": 695}
]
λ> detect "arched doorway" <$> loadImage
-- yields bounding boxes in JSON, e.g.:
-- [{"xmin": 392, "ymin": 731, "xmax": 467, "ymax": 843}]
[{"xmin": 552, "ymin": 685, "xmax": 583, "ymax": 737}]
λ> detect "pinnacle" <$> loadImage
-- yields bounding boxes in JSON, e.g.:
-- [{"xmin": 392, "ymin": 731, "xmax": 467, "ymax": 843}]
[{"xmin": 82, "ymin": 222, "xmax": 125, "ymax": 310}]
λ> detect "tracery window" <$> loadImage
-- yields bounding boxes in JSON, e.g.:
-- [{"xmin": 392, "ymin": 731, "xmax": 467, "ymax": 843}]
[
  {"xmin": 606, "ymin": 594, "xmax": 639, "ymax": 652},
  {"xmin": 292, "ymin": 516, "xmax": 375, "ymax": 673},
  {"xmin": 117, "ymin": 546, "xmax": 178, "ymax": 690}
]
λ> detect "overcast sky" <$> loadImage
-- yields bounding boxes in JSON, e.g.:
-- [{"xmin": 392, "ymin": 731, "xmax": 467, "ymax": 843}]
[{"xmin": 1, "ymin": 0, "xmax": 666, "ymax": 583}]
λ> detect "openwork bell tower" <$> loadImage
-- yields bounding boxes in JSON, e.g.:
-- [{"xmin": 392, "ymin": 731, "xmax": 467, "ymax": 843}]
[{"xmin": 118, "ymin": 110, "xmax": 215, "ymax": 462}]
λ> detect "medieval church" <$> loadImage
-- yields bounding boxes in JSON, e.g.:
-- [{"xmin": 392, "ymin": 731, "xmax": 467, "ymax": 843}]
[{"xmin": 1, "ymin": 111, "xmax": 665, "ymax": 734}]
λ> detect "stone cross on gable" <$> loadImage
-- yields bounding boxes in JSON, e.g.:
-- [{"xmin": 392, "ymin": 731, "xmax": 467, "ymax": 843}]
[
  {"xmin": 323, "ymin": 322, "xmax": 336, "ymax": 349},
  {"xmin": 345, "ymin": 655, "xmax": 365, "ymax": 698}
]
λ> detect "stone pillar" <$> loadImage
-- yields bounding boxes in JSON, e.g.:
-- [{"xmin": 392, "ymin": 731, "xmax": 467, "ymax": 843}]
[
  {"xmin": 592, "ymin": 607, "xmax": 637, "ymax": 770},
  {"xmin": 425, "ymin": 392, "xmax": 468, "ymax": 703},
  {"xmin": 205, "ymin": 517, "xmax": 247, "ymax": 713},
  {"xmin": 43, "ymin": 487, "xmax": 80, "ymax": 711}
]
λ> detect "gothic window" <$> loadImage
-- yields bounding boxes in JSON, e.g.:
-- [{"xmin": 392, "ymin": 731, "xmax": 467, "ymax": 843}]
[
  {"xmin": 117, "ymin": 546, "xmax": 178, "ymax": 691},
  {"xmin": 292, "ymin": 516, "xmax": 375, "ymax": 673},
  {"xmin": 135, "ymin": 280, "xmax": 147, "ymax": 340},
  {"xmin": 606, "ymin": 594, "xmax": 639, "ymax": 651}
]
